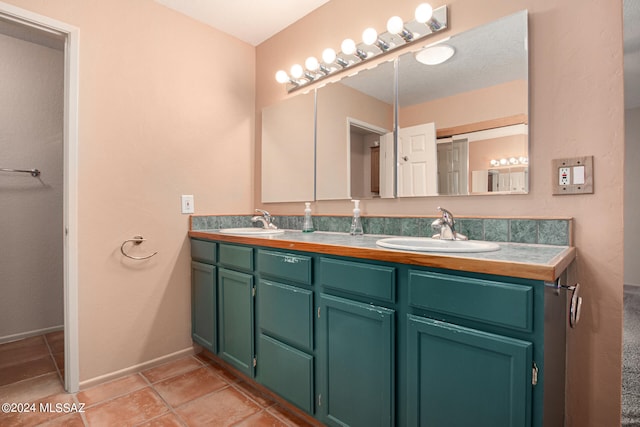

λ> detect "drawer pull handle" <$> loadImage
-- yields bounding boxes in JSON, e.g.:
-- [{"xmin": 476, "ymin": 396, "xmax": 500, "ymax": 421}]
[{"xmin": 282, "ymin": 256, "xmax": 301, "ymax": 264}]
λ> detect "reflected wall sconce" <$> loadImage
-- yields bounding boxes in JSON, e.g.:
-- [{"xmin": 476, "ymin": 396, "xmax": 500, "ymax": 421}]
[
  {"xmin": 490, "ymin": 157, "xmax": 529, "ymax": 167},
  {"xmin": 275, "ymin": 2, "xmax": 448, "ymax": 92}
]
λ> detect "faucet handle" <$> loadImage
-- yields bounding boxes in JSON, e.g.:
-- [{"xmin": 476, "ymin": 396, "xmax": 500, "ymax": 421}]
[
  {"xmin": 255, "ymin": 209, "xmax": 271, "ymax": 219},
  {"xmin": 437, "ymin": 206, "xmax": 454, "ymax": 222}
]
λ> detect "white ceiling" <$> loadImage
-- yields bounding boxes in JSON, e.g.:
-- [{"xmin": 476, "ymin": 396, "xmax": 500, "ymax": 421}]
[{"xmin": 153, "ymin": 0, "xmax": 330, "ymax": 46}]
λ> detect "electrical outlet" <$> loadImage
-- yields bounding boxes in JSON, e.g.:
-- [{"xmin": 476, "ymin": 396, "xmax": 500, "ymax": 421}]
[
  {"xmin": 552, "ymin": 156, "xmax": 594, "ymax": 195},
  {"xmin": 181, "ymin": 195, "xmax": 194, "ymax": 214},
  {"xmin": 559, "ymin": 167, "xmax": 570, "ymax": 185}
]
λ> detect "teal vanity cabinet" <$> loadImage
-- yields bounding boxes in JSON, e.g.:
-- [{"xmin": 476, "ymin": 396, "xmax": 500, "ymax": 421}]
[
  {"xmin": 189, "ymin": 233, "xmax": 570, "ymax": 427},
  {"xmin": 217, "ymin": 243, "xmax": 255, "ymax": 377},
  {"xmin": 317, "ymin": 257, "xmax": 396, "ymax": 427},
  {"xmin": 190, "ymin": 239, "xmax": 217, "ymax": 353},
  {"xmin": 255, "ymin": 249, "xmax": 315, "ymax": 413},
  {"xmin": 404, "ymin": 270, "xmax": 565, "ymax": 427}
]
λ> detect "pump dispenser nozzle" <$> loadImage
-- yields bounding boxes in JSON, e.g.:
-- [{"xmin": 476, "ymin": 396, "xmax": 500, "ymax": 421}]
[
  {"xmin": 302, "ymin": 202, "xmax": 314, "ymax": 232},
  {"xmin": 350, "ymin": 200, "xmax": 363, "ymax": 235}
]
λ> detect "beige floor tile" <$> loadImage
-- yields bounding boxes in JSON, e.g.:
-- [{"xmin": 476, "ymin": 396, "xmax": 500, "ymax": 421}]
[
  {"xmin": 141, "ymin": 357, "xmax": 203, "ymax": 383},
  {"xmin": 38, "ymin": 412, "xmax": 85, "ymax": 426},
  {"xmin": 136, "ymin": 412, "xmax": 186, "ymax": 427},
  {"xmin": 0, "ymin": 356, "xmax": 57, "ymax": 387},
  {"xmin": 45, "ymin": 331, "xmax": 65, "ymax": 354},
  {"xmin": 267, "ymin": 405, "xmax": 321, "ymax": 427},
  {"xmin": 0, "ymin": 392, "xmax": 75, "ymax": 426},
  {"xmin": 0, "ymin": 337, "xmax": 50, "ymax": 369},
  {"xmin": 232, "ymin": 410, "xmax": 291, "ymax": 427},
  {"xmin": 175, "ymin": 386, "xmax": 261, "ymax": 426},
  {"xmin": 232, "ymin": 380, "xmax": 276, "ymax": 408},
  {"xmin": 0, "ymin": 372, "xmax": 64, "ymax": 403},
  {"xmin": 153, "ymin": 367, "xmax": 228, "ymax": 408},
  {"xmin": 84, "ymin": 387, "xmax": 169, "ymax": 426},
  {"xmin": 77, "ymin": 373, "xmax": 148, "ymax": 407}
]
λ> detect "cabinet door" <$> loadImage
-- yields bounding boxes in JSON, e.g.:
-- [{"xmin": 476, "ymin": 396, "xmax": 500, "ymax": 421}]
[
  {"xmin": 218, "ymin": 268, "xmax": 254, "ymax": 377},
  {"xmin": 257, "ymin": 334, "xmax": 314, "ymax": 413},
  {"xmin": 191, "ymin": 261, "xmax": 216, "ymax": 353},
  {"xmin": 318, "ymin": 294, "xmax": 395, "ymax": 427},
  {"xmin": 407, "ymin": 315, "xmax": 533, "ymax": 427}
]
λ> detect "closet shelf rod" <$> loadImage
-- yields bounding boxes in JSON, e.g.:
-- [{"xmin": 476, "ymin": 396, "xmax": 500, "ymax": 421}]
[{"xmin": 0, "ymin": 168, "xmax": 41, "ymax": 177}]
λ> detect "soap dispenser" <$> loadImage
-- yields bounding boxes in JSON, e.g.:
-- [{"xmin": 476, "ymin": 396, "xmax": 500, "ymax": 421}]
[
  {"xmin": 350, "ymin": 200, "xmax": 364, "ymax": 235},
  {"xmin": 302, "ymin": 202, "xmax": 314, "ymax": 233}
]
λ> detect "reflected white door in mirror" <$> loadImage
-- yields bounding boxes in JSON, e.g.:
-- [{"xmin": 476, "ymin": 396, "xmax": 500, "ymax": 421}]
[{"xmin": 398, "ymin": 123, "xmax": 437, "ymax": 197}]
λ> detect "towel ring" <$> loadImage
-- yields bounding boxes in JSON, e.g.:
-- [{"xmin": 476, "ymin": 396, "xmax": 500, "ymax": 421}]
[{"xmin": 120, "ymin": 235, "xmax": 158, "ymax": 260}]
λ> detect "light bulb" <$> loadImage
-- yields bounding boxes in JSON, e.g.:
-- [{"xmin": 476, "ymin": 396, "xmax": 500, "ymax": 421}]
[
  {"xmin": 290, "ymin": 64, "xmax": 303, "ymax": 79},
  {"xmin": 275, "ymin": 70, "xmax": 289, "ymax": 84},
  {"xmin": 509, "ymin": 157, "xmax": 519, "ymax": 165},
  {"xmin": 500, "ymin": 158, "xmax": 508, "ymax": 166},
  {"xmin": 387, "ymin": 16, "xmax": 404, "ymax": 34},
  {"xmin": 519, "ymin": 156, "xmax": 529, "ymax": 164},
  {"xmin": 362, "ymin": 27, "xmax": 378, "ymax": 45},
  {"xmin": 415, "ymin": 3, "xmax": 433, "ymax": 23},
  {"xmin": 305, "ymin": 56, "xmax": 319, "ymax": 71},
  {"xmin": 341, "ymin": 38, "xmax": 356, "ymax": 55},
  {"xmin": 322, "ymin": 48, "xmax": 336, "ymax": 63},
  {"xmin": 490, "ymin": 159, "xmax": 500, "ymax": 167}
]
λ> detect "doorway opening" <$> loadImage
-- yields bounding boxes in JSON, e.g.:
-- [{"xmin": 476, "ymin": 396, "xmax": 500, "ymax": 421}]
[{"xmin": 0, "ymin": 2, "xmax": 79, "ymax": 393}]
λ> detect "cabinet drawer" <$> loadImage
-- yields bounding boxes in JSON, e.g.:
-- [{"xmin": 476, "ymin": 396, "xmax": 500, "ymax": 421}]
[
  {"xmin": 219, "ymin": 244, "xmax": 253, "ymax": 271},
  {"xmin": 258, "ymin": 334, "xmax": 314, "ymax": 413},
  {"xmin": 190, "ymin": 239, "xmax": 216, "ymax": 264},
  {"xmin": 319, "ymin": 257, "xmax": 395, "ymax": 303},
  {"xmin": 408, "ymin": 271, "xmax": 533, "ymax": 332},
  {"xmin": 258, "ymin": 250, "xmax": 312, "ymax": 285},
  {"xmin": 258, "ymin": 280, "xmax": 313, "ymax": 351}
]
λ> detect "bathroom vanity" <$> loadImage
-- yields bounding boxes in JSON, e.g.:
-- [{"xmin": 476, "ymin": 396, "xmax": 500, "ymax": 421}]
[{"xmin": 188, "ymin": 229, "xmax": 575, "ymax": 427}]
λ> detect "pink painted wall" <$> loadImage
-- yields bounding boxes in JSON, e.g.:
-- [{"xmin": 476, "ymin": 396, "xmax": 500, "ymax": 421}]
[
  {"xmin": 3, "ymin": 0, "xmax": 255, "ymax": 383},
  {"xmin": 256, "ymin": 0, "xmax": 624, "ymax": 425},
  {"xmin": 400, "ymin": 80, "xmax": 528, "ymax": 129}
]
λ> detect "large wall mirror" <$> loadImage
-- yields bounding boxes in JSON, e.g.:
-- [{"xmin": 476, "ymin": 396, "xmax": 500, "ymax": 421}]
[
  {"xmin": 316, "ymin": 61, "xmax": 395, "ymax": 201},
  {"xmin": 261, "ymin": 10, "xmax": 529, "ymax": 203},
  {"xmin": 262, "ymin": 90, "xmax": 315, "ymax": 203},
  {"xmin": 397, "ymin": 10, "xmax": 529, "ymax": 197}
]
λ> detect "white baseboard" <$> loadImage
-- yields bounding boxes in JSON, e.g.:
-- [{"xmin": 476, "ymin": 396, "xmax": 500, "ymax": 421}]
[
  {"xmin": 79, "ymin": 346, "xmax": 197, "ymax": 390},
  {"xmin": 0, "ymin": 325, "xmax": 64, "ymax": 344}
]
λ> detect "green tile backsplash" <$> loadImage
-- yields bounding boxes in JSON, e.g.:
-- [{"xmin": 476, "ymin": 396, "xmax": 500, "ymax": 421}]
[{"xmin": 191, "ymin": 215, "xmax": 572, "ymax": 246}]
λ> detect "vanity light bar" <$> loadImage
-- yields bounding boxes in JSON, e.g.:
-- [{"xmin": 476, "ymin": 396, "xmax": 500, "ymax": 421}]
[
  {"xmin": 275, "ymin": 3, "xmax": 448, "ymax": 92},
  {"xmin": 490, "ymin": 157, "xmax": 529, "ymax": 167}
]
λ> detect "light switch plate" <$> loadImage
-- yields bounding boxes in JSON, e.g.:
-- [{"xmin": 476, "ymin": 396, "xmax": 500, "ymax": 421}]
[
  {"xmin": 181, "ymin": 195, "xmax": 194, "ymax": 214},
  {"xmin": 552, "ymin": 156, "xmax": 593, "ymax": 195}
]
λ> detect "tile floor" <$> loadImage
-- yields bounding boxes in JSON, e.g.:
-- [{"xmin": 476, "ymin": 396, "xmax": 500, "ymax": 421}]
[{"xmin": 0, "ymin": 334, "xmax": 320, "ymax": 426}]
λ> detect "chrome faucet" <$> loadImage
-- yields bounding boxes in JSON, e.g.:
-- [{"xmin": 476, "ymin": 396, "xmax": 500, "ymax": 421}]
[
  {"xmin": 251, "ymin": 209, "xmax": 278, "ymax": 229},
  {"xmin": 431, "ymin": 207, "xmax": 467, "ymax": 240}
]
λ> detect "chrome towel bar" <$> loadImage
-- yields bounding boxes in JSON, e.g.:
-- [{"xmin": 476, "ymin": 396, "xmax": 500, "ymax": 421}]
[
  {"xmin": 0, "ymin": 168, "xmax": 41, "ymax": 177},
  {"xmin": 120, "ymin": 235, "xmax": 158, "ymax": 260}
]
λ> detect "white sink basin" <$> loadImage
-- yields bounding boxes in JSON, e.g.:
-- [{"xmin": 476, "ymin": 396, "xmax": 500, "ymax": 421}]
[
  {"xmin": 219, "ymin": 228, "xmax": 285, "ymax": 236},
  {"xmin": 376, "ymin": 237, "xmax": 500, "ymax": 253}
]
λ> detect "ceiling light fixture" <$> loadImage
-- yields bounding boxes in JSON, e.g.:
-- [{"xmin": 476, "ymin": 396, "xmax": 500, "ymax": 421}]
[
  {"xmin": 414, "ymin": 44, "xmax": 455, "ymax": 65},
  {"xmin": 275, "ymin": 3, "xmax": 448, "ymax": 92}
]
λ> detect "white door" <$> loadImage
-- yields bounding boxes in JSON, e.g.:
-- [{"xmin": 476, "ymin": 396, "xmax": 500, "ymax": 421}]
[
  {"xmin": 379, "ymin": 132, "xmax": 395, "ymax": 198},
  {"xmin": 398, "ymin": 123, "xmax": 437, "ymax": 197}
]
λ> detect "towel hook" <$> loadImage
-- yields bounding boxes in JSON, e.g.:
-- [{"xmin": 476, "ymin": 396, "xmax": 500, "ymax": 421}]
[{"xmin": 120, "ymin": 235, "xmax": 158, "ymax": 260}]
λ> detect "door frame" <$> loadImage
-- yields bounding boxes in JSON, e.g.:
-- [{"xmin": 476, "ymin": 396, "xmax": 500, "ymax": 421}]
[{"xmin": 0, "ymin": 1, "xmax": 80, "ymax": 393}]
